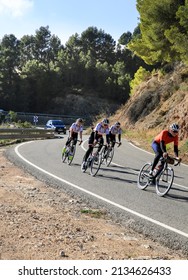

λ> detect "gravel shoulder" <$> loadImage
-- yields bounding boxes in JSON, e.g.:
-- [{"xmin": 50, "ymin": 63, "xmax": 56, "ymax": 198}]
[{"xmin": 0, "ymin": 146, "xmax": 186, "ymax": 260}]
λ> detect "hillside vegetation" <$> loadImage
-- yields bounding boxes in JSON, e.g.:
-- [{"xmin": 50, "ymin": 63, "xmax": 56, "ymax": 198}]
[{"xmin": 110, "ymin": 64, "xmax": 188, "ymax": 163}]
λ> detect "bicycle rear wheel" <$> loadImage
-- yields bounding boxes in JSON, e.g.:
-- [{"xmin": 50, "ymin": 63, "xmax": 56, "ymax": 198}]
[
  {"xmin": 156, "ymin": 167, "xmax": 174, "ymax": 196},
  {"xmin": 90, "ymin": 154, "xmax": 102, "ymax": 176},
  {"xmin": 137, "ymin": 162, "xmax": 151, "ymax": 190},
  {"xmin": 67, "ymin": 145, "xmax": 76, "ymax": 165}
]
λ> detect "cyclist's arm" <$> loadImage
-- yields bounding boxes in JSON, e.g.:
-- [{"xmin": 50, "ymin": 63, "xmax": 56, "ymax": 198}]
[
  {"xmin": 106, "ymin": 134, "xmax": 110, "ymax": 145},
  {"xmin": 118, "ymin": 133, "xmax": 121, "ymax": 142},
  {"xmin": 160, "ymin": 140, "xmax": 168, "ymax": 157},
  {"xmin": 79, "ymin": 131, "xmax": 83, "ymax": 142},
  {"xmin": 69, "ymin": 127, "xmax": 74, "ymax": 138},
  {"xmin": 174, "ymin": 145, "xmax": 178, "ymax": 157},
  {"xmin": 93, "ymin": 131, "xmax": 99, "ymax": 145}
]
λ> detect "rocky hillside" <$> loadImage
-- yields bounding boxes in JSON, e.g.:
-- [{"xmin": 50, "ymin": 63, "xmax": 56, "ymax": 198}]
[{"xmin": 110, "ymin": 63, "xmax": 188, "ymax": 161}]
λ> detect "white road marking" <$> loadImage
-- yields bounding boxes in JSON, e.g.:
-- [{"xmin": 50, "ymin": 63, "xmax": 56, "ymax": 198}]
[{"xmin": 15, "ymin": 142, "xmax": 188, "ymax": 238}]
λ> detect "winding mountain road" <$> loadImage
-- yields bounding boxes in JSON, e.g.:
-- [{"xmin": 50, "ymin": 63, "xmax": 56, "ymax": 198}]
[{"xmin": 7, "ymin": 136, "xmax": 188, "ymax": 253}]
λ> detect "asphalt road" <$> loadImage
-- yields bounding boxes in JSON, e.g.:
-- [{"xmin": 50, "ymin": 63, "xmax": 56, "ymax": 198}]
[{"xmin": 7, "ymin": 135, "xmax": 188, "ymax": 254}]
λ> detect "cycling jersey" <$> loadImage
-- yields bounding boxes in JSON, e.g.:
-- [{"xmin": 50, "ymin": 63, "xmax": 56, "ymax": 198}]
[
  {"xmin": 154, "ymin": 130, "xmax": 178, "ymax": 146},
  {"xmin": 70, "ymin": 122, "xmax": 83, "ymax": 133},
  {"xmin": 94, "ymin": 122, "xmax": 109, "ymax": 135},
  {"xmin": 109, "ymin": 125, "xmax": 122, "ymax": 135}
]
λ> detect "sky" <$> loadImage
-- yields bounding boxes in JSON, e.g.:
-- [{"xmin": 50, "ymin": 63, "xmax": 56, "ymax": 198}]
[{"xmin": 0, "ymin": 0, "xmax": 139, "ymax": 45}]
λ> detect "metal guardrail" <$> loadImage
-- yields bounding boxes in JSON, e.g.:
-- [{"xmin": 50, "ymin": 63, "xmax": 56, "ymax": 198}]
[{"xmin": 0, "ymin": 128, "xmax": 55, "ymax": 140}]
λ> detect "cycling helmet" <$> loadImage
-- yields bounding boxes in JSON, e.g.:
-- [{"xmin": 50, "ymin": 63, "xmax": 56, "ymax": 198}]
[
  {"xmin": 76, "ymin": 118, "xmax": 83, "ymax": 123},
  {"xmin": 170, "ymin": 123, "xmax": 179, "ymax": 132},
  {"xmin": 102, "ymin": 118, "xmax": 109, "ymax": 125},
  {"xmin": 115, "ymin": 121, "xmax": 121, "ymax": 127}
]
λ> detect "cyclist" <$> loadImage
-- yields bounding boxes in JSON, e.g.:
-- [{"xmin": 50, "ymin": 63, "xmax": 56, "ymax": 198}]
[
  {"xmin": 149, "ymin": 123, "xmax": 180, "ymax": 178},
  {"xmin": 62, "ymin": 118, "xmax": 83, "ymax": 155},
  {"xmin": 81, "ymin": 118, "xmax": 110, "ymax": 169},
  {"xmin": 109, "ymin": 121, "xmax": 122, "ymax": 147}
]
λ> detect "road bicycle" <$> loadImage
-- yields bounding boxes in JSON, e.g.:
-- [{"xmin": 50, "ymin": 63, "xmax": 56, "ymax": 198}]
[
  {"xmin": 137, "ymin": 156, "xmax": 181, "ymax": 197},
  {"xmin": 101, "ymin": 141, "xmax": 121, "ymax": 166},
  {"xmin": 61, "ymin": 139, "xmax": 81, "ymax": 165},
  {"xmin": 81, "ymin": 144, "xmax": 104, "ymax": 176}
]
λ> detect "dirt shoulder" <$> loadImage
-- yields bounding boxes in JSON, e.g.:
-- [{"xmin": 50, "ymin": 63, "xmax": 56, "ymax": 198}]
[{"xmin": 0, "ymin": 147, "xmax": 186, "ymax": 260}]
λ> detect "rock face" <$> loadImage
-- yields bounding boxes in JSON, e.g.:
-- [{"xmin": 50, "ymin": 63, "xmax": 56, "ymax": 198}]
[{"xmin": 112, "ymin": 65, "xmax": 188, "ymax": 140}]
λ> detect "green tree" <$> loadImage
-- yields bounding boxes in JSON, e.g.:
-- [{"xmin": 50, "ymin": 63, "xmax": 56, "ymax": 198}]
[
  {"xmin": 128, "ymin": 0, "xmax": 187, "ymax": 64},
  {"xmin": 0, "ymin": 34, "xmax": 21, "ymax": 109},
  {"xmin": 80, "ymin": 26, "xmax": 116, "ymax": 64},
  {"xmin": 118, "ymin": 31, "xmax": 132, "ymax": 46}
]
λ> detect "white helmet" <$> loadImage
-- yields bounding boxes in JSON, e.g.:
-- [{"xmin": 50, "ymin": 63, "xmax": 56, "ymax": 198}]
[{"xmin": 170, "ymin": 123, "xmax": 179, "ymax": 132}]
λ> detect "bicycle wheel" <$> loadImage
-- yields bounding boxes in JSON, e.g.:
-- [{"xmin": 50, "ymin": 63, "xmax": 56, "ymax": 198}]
[
  {"xmin": 105, "ymin": 147, "xmax": 114, "ymax": 166},
  {"xmin": 137, "ymin": 162, "xmax": 151, "ymax": 190},
  {"xmin": 90, "ymin": 154, "xmax": 102, "ymax": 176},
  {"xmin": 156, "ymin": 167, "xmax": 174, "ymax": 196},
  {"xmin": 61, "ymin": 147, "xmax": 68, "ymax": 162},
  {"xmin": 67, "ymin": 145, "xmax": 76, "ymax": 165},
  {"xmin": 100, "ymin": 146, "xmax": 107, "ymax": 163}
]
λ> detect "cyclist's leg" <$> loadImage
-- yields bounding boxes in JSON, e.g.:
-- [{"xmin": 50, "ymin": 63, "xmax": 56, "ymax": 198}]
[
  {"xmin": 66, "ymin": 136, "xmax": 72, "ymax": 146},
  {"xmin": 82, "ymin": 133, "xmax": 94, "ymax": 169},
  {"xmin": 62, "ymin": 137, "xmax": 71, "ymax": 155},
  {"xmin": 73, "ymin": 132, "xmax": 78, "ymax": 145},
  {"xmin": 83, "ymin": 146, "xmax": 93, "ymax": 162},
  {"xmin": 151, "ymin": 141, "xmax": 163, "ymax": 172},
  {"xmin": 97, "ymin": 137, "xmax": 104, "ymax": 153},
  {"xmin": 109, "ymin": 133, "xmax": 116, "ymax": 148}
]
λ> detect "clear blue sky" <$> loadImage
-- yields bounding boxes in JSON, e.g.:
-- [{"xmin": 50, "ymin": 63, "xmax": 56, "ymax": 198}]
[{"xmin": 0, "ymin": 0, "xmax": 139, "ymax": 45}]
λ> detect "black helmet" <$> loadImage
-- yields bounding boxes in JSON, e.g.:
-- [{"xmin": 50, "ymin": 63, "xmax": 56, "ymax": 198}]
[
  {"xmin": 115, "ymin": 121, "xmax": 121, "ymax": 127},
  {"xmin": 102, "ymin": 118, "xmax": 109, "ymax": 125},
  {"xmin": 170, "ymin": 123, "xmax": 179, "ymax": 132}
]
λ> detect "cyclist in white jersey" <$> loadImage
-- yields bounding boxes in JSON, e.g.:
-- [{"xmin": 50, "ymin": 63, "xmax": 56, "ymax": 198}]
[
  {"xmin": 109, "ymin": 122, "xmax": 122, "ymax": 147},
  {"xmin": 62, "ymin": 118, "xmax": 83, "ymax": 154},
  {"xmin": 82, "ymin": 118, "xmax": 110, "ymax": 167}
]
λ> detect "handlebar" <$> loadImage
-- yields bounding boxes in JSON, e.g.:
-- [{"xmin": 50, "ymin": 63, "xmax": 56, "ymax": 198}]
[{"xmin": 165, "ymin": 156, "xmax": 181, "ymax": 166}]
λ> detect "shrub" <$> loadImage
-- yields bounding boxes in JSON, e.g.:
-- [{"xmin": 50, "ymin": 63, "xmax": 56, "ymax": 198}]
[{"xmin": 129, "ymin": 66, "xmax": 150, "ymax": 95}]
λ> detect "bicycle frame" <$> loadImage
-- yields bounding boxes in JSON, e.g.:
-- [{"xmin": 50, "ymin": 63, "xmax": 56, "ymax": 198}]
[{"xmin": 101, "ymin": 141, "xmax": 120, "ymax": 166}]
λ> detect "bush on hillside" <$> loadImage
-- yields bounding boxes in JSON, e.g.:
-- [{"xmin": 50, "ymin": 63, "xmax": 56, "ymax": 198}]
[
  {"xmin": 129, "ymin": 66, "xmax": 150, "ymax": 95},
  {"xmin": 127, "ymin": 91, "xmax": 160, "ymax": 123}
]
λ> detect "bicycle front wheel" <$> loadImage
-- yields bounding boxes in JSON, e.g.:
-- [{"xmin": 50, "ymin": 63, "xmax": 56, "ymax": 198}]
[
  {"xmin": 105, "ymin": 147, "xmax": 114, "ymax": 166},
  {"xmin": 156, "ymin": 167, "xmax": 174, "ymax": 197},
  {"xmin": 67, "ymin": 145, "xmax": 76, "ymax": 165},
  {"xmin": 90, "ymin": 154, "xmax": 102, "ymax": 176},
  {"xmin": 137, "ymin": 162, "xmax": 151, "ymax": 190},
  {"xmin": 61, "ymin": 147, "xmax": 68, "ymax": 162}
]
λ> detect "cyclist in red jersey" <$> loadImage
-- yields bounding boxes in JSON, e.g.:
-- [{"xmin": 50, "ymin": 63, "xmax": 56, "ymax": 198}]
[{"xmin": 149, "ymin": 123, "xmax": 180, "ymax": 177}]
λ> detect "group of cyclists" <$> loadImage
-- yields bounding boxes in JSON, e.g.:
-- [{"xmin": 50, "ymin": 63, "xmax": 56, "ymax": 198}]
[
  {"xmin": 62, "ymin": 117, "xmax": 122, "ymax": 168},
  {"xmin": 62, "ymin": 117, "xmax": 181, "ymax": 178}
]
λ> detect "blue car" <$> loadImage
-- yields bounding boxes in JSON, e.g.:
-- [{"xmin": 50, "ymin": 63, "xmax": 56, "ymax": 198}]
[{"xmin": 45, "ymin": 119, "xmax": 66, "ymax": 134}]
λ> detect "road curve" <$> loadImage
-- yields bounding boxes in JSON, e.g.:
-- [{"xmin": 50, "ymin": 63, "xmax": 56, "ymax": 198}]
[{"xmin": 6, "ymin": 136, "xmax": 188, "ymax": 254}]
